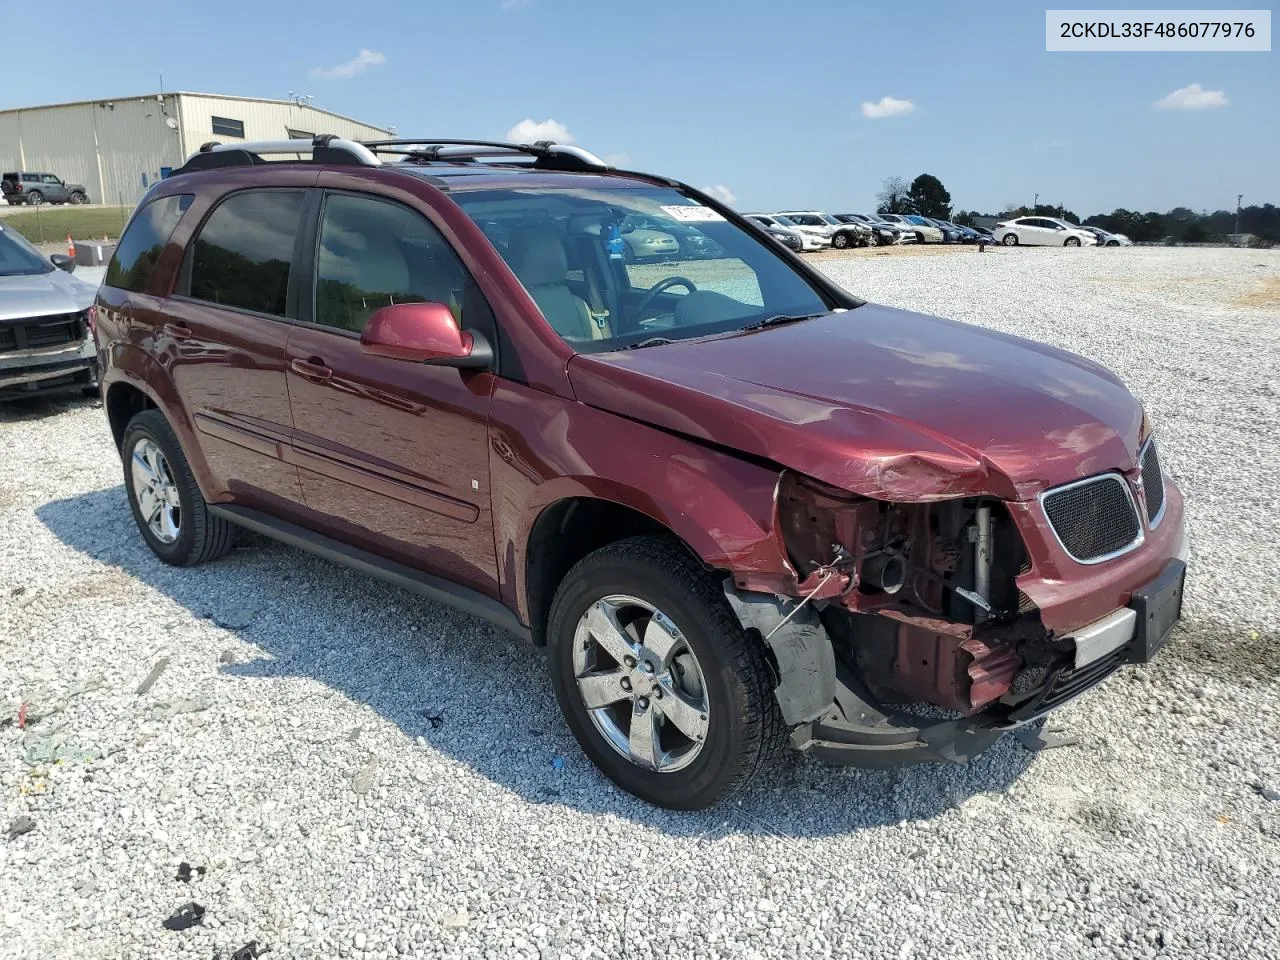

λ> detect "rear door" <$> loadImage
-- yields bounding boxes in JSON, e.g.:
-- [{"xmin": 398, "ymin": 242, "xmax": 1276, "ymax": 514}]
[
  {"xmin": 1026, "ymin": 218, "xmax": 1057, "ymax": 245},
  {"xmin": 283, "ymin": 186, "xmax": 499, "ymax": 594},
  {"xmin": 164, "ymin": 183, "xmax": 311, "ymax": 509}
]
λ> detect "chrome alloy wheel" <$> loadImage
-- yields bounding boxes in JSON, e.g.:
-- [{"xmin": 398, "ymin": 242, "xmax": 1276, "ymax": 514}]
[
  {"xmin": 130, "ymin": 438, "xmax": 181, "ymax": 543},
  {"xmin": 572, "ymin": 595, "xmax": 710, "ymax": 773}
]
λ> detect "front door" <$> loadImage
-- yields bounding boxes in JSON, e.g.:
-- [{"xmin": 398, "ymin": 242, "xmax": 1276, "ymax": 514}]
[{"xmin": 284, "ymin": 188, "xmax": 499, "ymax": 595}]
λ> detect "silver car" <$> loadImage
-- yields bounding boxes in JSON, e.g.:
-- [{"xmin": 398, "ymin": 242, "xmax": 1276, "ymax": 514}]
[{"xmin": 0, "ymin": 223, "xmax": 98, "ymax": 399}]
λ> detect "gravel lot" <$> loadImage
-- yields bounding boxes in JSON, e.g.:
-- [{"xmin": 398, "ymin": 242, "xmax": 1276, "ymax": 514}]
[{"xmin": 2, "ymin": 248, "xmax": 1278, "ymax": 960}]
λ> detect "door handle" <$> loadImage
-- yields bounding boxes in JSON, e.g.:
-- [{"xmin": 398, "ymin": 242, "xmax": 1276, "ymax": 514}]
[
  {"xmin": 163, "ymin": 321, "xmax": 193, "ymax": 341},
  {"xmin": 291, "ymin": 357, "xmax": 333, "ymax": 382}
]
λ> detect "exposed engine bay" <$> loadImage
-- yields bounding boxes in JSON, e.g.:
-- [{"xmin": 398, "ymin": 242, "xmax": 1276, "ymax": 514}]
[
  {"xmin": 774, "ymin": 471, "xmax": 1074, "ymax": 716},
  {"xmin": 720, "ymin": 470, "xmax": 1106, "ymax": 766}
]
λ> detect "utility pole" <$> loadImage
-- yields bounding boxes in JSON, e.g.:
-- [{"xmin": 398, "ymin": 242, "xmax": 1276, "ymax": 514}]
[
  {"xmin": 1033, "ymin": 192, "xmax": 1039, "ymax": 212},
  {"xmin": 1235, "ymin": 194, "xmax": 1243, "ymax": 243}
]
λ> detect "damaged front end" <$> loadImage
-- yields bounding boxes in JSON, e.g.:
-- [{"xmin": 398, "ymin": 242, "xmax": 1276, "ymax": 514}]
[{"xmin": 726, "ymin": 471, "xmax": 1103, "ymax": 766}]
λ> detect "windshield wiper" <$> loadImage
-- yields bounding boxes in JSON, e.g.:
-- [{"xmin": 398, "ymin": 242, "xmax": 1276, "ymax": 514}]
[
  {"xmin": 738, "ymin": 312, "xmax": 827, "ymax": 332},
  {"xmin": 616, "ymin": 336, "xmax": 674, "ymax": 351}
]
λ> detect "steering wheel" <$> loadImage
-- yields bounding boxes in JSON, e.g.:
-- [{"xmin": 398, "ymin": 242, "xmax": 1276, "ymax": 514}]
[{"xmin": 632, "ymin": 276, "xmax": 698, "ymax": 324}]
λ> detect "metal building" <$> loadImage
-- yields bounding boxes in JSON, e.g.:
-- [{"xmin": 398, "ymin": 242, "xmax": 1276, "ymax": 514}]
[{"xmin": 0, "ymin": 92, "xmax": 391, "ymax": 206}]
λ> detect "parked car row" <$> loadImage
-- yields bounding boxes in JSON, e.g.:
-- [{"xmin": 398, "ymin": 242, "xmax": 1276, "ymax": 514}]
[{"xmin": 744, "ymin": 211, "xmax": 924, "ymax": 251}]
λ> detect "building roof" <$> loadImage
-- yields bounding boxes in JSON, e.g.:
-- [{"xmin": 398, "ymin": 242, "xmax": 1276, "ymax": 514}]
[{"xmin": 0, "ymin": 92, "xmax": 391, "ymax": 134}]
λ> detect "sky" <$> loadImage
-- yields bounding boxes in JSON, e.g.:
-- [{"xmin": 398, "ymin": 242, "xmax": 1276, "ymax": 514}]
[{"xmin": 2, "ymin": 0, "xmax": 1275, "ymax": 216}]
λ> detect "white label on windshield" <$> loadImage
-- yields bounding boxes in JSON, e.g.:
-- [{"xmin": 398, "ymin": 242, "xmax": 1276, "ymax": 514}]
[{"xmin": 661, "ymin": 204, "xmax": 725, "ymax": 223}]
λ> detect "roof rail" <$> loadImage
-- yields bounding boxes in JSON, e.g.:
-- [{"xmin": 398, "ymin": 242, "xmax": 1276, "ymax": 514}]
[
  {"xmin": 174, "ymin": 135, "xmax": 381, "ymax": 175},
  {"xmin": 360, "ymin": 139, "xmax": 611, "ymax": 170}
]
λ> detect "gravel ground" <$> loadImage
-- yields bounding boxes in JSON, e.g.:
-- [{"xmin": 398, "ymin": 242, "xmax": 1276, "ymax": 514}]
[{"xmin": 2, "ymin": 248, "xmax": 1278, "ymax": 960}]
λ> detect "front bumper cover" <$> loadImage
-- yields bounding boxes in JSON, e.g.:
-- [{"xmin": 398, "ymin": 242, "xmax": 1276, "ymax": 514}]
[{"xmin": 0, "ymin": 337, "xmax": 98, "ymax": 395}]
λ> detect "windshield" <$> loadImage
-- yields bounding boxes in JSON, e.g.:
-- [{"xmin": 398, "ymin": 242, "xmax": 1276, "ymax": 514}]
[
  {"xmin": 0, "ymin": 224, "xmax": 54, "ymax": 277},
  {"xmin": 819, "ymin": 214, "xmax": 842, "ymax": 225},
  {"xmin": 774, "ymin": 215, "xmax": 800, "ymax": 227},
  {"xmin": 903, "ymin": 215, "xmax": 928, "ymax": 225},
  {"xmin": 455, "ymin": 186, "xmax": 833, "ymax": 352},
  {"xmin": 785, "ymin": 214, "xmax": 824, "ymax": 226}
]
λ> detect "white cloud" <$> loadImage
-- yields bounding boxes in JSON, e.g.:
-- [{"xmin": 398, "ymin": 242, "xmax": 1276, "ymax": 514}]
[
  {"xmin": 1032, "ymin": 138, "xmax": 1070, "ymax": 153},
  {"xmin": 311, "ymin": 48, "xmax": 386, "ymax": 80},
  {"xmin": 701, "ymin": 184, "xmax": 737, "ymax": 206},
  {"xmin": 506, "ymin": 118, "xmax": 574, "ymax": 144},
  {"xmin": 1154, "ymin": 83, "xmax": 1228, "ymax": 110},
  {"xmin": 603, "ymin": 152, "xmax": 630, "ymax": 167},
  {"xmin": 861, "ymin": 96, "xmax": 915, "ymax": 119}
]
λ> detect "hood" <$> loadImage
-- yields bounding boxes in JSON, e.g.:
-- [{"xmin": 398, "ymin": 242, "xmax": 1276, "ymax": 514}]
[
  {"xmin": 0, "ymin": 269, "xmax": 97, "ymax": 323},
  {"xmin": 568, "ymin": 305, "xmax": 1142, "ymax": 502}
]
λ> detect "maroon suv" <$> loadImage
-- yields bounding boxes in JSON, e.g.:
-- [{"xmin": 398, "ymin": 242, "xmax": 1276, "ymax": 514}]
[{"xmin": 94, "ymin": 136, "xmax": 1187, "ymax": 809}]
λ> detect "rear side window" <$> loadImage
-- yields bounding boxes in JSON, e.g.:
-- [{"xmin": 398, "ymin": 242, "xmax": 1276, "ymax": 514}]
[
  {"xmin": 188, "ymin": 190, "xmax": 304, "ymax": 317},
  {"xmin": 105, "ymin": 194, "xmax": 193, "ymax": 292}
]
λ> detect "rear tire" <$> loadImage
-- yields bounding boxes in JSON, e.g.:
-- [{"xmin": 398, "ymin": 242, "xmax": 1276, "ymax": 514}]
[
  {"xmin": 25, "ymin": 191, "xmax": 43, "ymax": 206},
  {"xmin": 121, "ymin": 410, "xmax": 236, "ymax": 567},
  {"xmin": 1064, "ymin": 236, "xmax": 1081, "ymax": 247},
  {"xmin": 1002, "ymin": 232, "xmax": 1019, "ymax": 246},
  {"xmin": 547, "ymin": 536, "xmax": 784, "ymax": 810}
]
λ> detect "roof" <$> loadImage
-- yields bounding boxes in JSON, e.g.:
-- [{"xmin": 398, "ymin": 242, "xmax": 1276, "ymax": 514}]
[
  {"xmin": 0, "ymin": 92, "xmax": 391, "ymax": 133},
  {"xmin": 388, "ymin": 163, "xmax": 662, "ymax": 192}
]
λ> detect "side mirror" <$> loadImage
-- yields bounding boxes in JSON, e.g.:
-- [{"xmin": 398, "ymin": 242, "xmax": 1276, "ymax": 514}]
[
  {"xmin": 360, "ymin": 302, "xmax": 492, "ymax": 370},
  {"xmin": 49, "ymin": 253, "xmax": 76, "ymax": 273},
  {"xmin": 620, "ymin": 223, "xmax": 635, "ymax": 234}
]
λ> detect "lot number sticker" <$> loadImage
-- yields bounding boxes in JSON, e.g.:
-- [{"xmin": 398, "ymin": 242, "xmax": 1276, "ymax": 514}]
[{"xmin": 661, "ymin": 205, "xmax": 726, "ymax": 223}]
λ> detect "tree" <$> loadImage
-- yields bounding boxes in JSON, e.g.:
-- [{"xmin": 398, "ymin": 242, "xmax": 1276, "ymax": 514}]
[
  {"xmin": 907, "ymin": 174, "xmax": 952, "ymax": 220},
  {"xmin": 876, "ymin": 176, "xmax": 912, "ymax": 215}
]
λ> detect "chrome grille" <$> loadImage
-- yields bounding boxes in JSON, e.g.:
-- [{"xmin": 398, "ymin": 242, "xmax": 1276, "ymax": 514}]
[
  {"xmin": 1139, "ymin": 438, "xmax": 1165, "ymax": 526},
  {"xmin": 1041, "ymin": 474, "xmax": 1142, "ymax": 563}
]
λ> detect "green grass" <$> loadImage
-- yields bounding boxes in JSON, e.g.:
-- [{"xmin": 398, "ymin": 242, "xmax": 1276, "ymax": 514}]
[{"xmin": 1, "ymin": 206, "xmax": 133, "ymax": 243}]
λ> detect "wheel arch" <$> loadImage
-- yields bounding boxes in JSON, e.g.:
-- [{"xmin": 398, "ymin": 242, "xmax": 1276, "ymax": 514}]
[
  {"xmin": 100, "ymin": 351, "xmax": 217, "ymax": 501},
  {"xmin": 523, "ymin": 494, "xmax": 710, "ymax": 646}
]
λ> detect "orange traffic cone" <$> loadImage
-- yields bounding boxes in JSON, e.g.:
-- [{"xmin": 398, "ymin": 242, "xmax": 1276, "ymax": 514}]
[{"xmin": 66, "ymin": 234, "xmax": 75, "ymax": 258}]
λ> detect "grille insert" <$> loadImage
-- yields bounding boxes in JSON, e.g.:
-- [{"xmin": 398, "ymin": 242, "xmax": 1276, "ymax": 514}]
[
  {"xmin": 1139, "ymin": 438, "xmax": 1165, "ymax": 525},
  {"xmin": 1015, "ymin": 651, "xmax": 1126, "ymax": 722},
  {"xmin": 0, "ymin": 314, "xmax": 83, "ymax": 352},
  {"xmin": 1041, "ymin": 474, "xmax": 1142, "ymax": 563}
]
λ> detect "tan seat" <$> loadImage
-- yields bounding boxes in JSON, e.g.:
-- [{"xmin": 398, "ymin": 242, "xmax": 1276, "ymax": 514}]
[{"xmin": 507, "ymin": 226, "xmax": 610, "ymax": 341}]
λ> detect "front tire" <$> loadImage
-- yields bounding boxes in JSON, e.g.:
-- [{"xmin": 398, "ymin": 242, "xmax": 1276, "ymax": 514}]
[
  {"xmin": 121, "ymin": 410, "xmax": 235, "ymax": 566},
  {"xmin": 1002, "ymin": 232, "xmax": 1019, "ymax": 246},
  {"xmin": 547, "ymin": 536, "xmax": 784, "ymax": 810},
  {"xmin": 832, "ymin": 232, "xmax": 850, "ymax": 250},
  {"xmin": 69, "ymin": 191, "xmax": 86, "ymax": 204}
]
